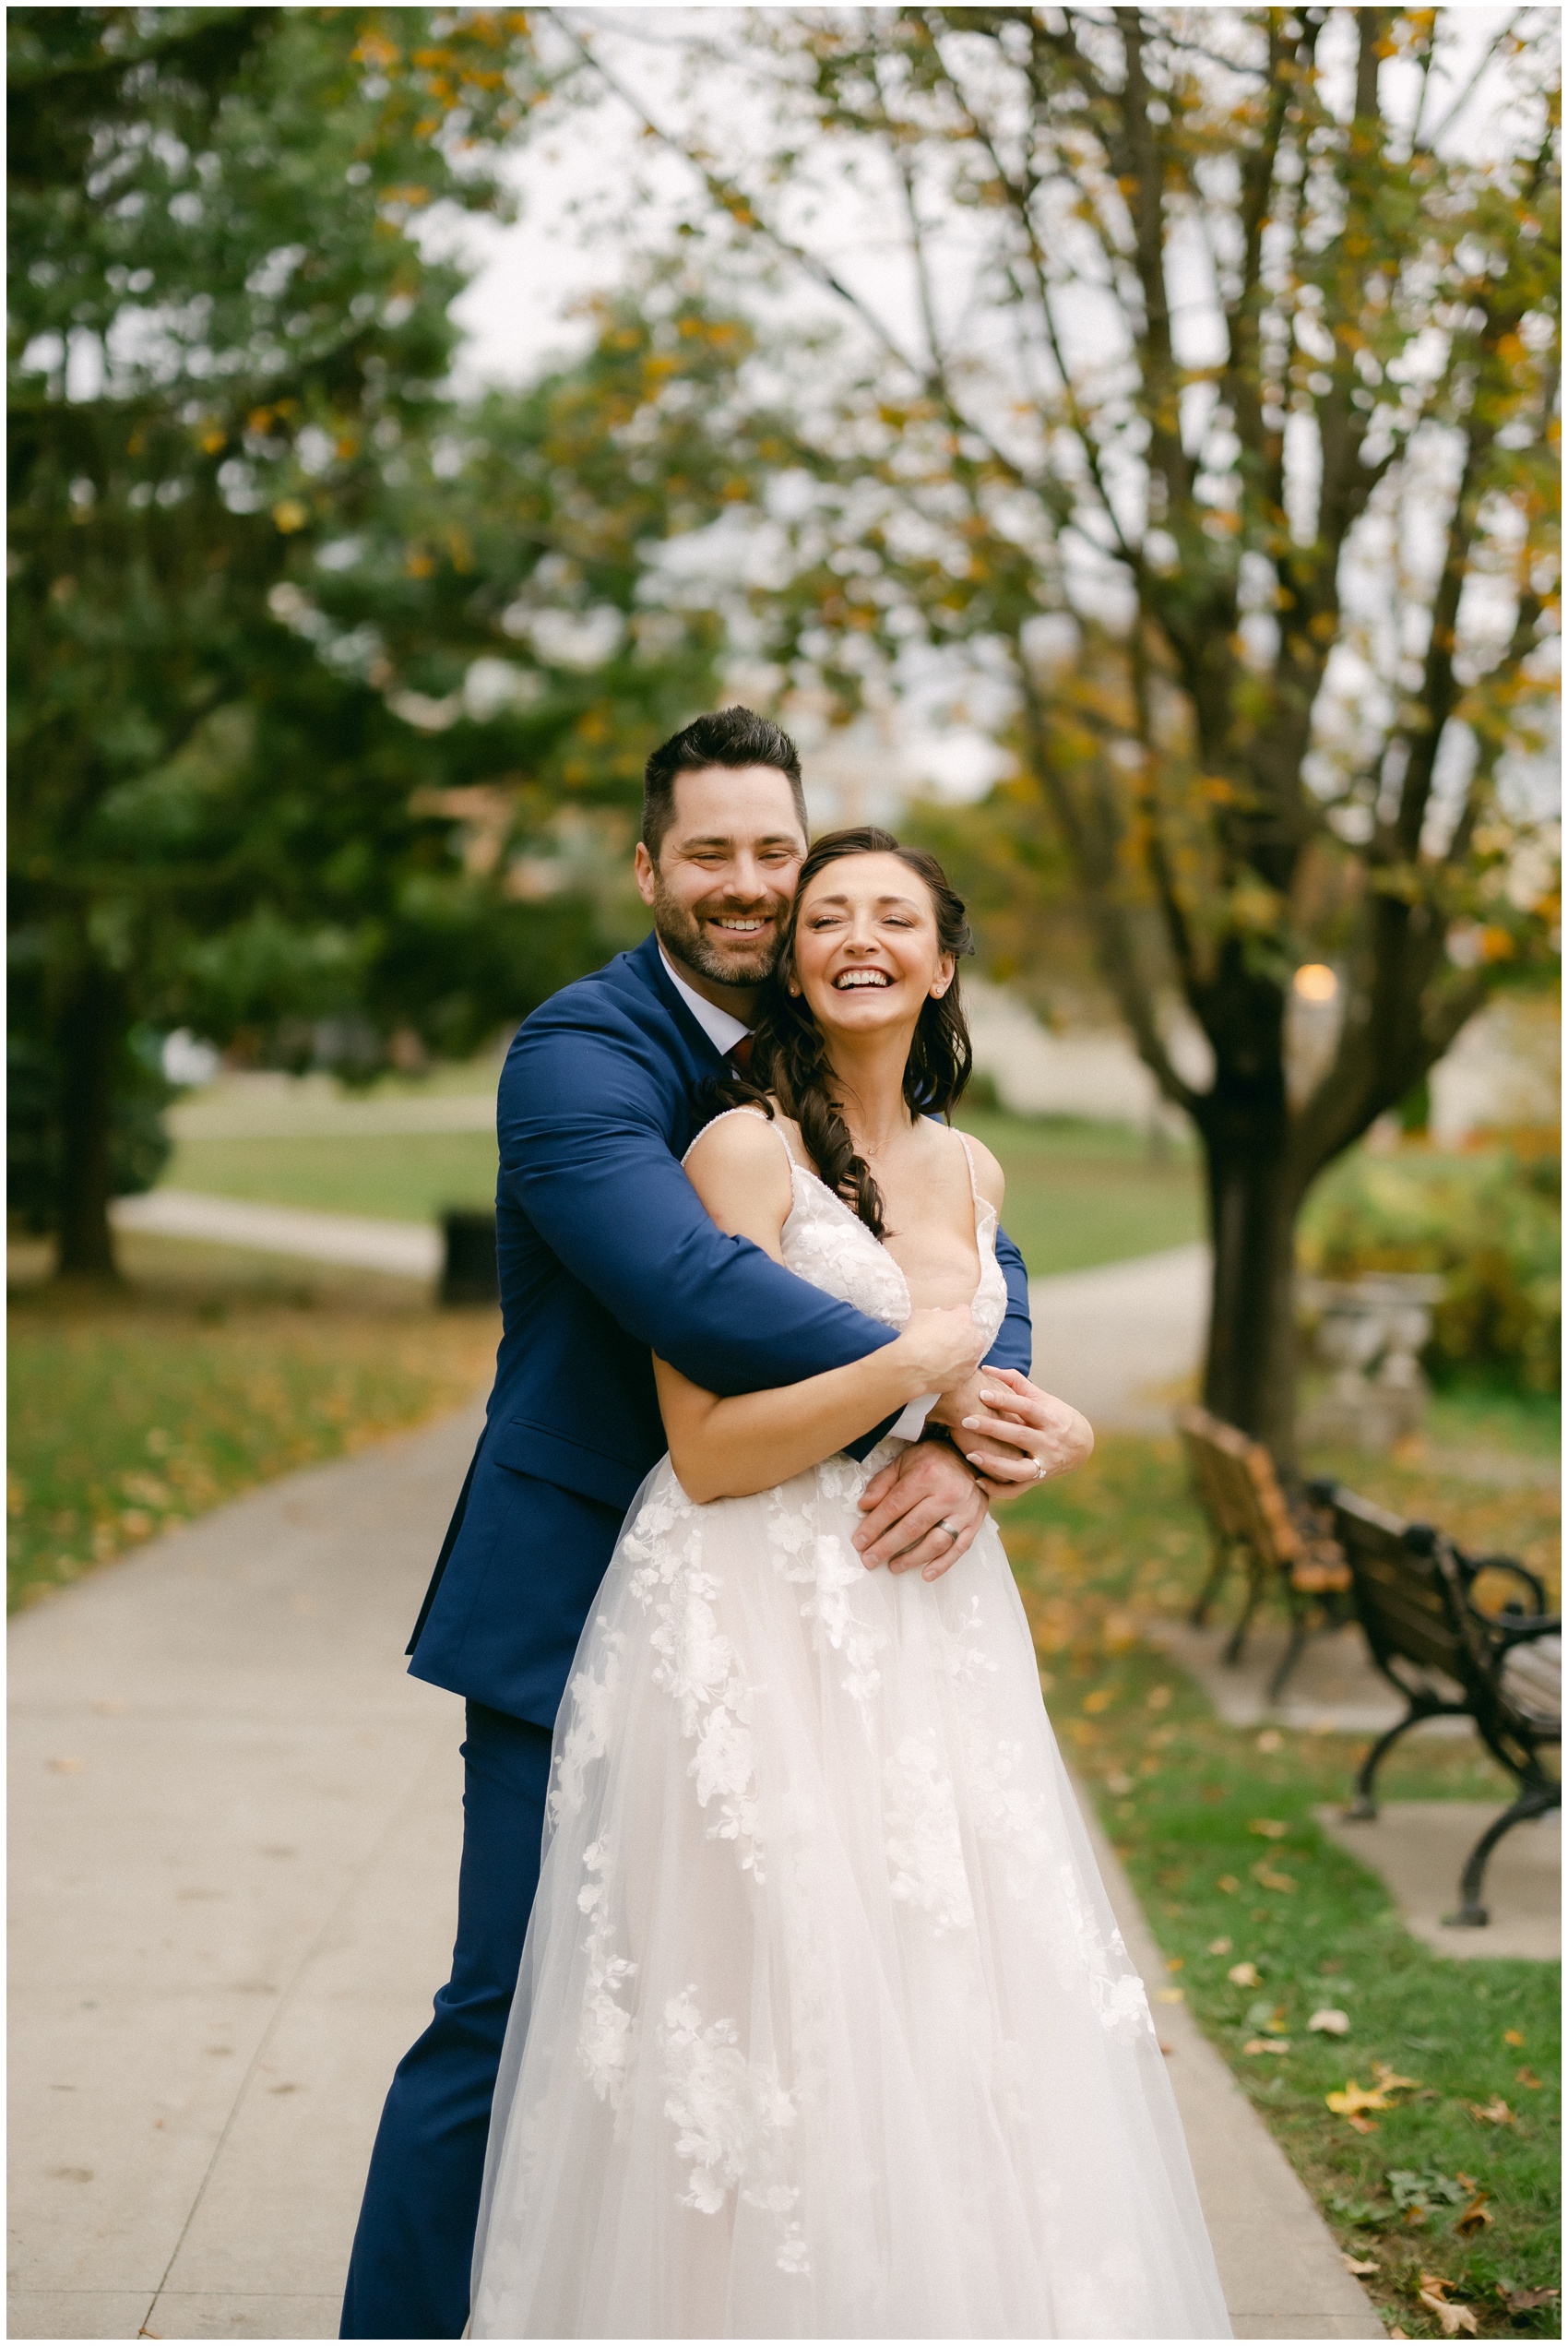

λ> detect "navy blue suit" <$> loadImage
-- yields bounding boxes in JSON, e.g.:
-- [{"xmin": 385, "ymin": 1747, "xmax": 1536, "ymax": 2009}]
[{"xmin": 341, "ymin": 932, "xmax": 1032, "ymax": 2337}]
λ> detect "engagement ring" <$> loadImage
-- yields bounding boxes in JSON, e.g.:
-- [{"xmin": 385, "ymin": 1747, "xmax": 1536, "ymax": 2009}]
[{"xmin": 1033, "ymin": 1460, "xmax": 1048, "ymax": 1481}]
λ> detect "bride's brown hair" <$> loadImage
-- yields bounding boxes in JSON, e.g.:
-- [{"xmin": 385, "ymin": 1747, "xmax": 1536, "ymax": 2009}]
[{"xmin": 711, "ymin": 828, "xmax": 974, "ymax": 1239}]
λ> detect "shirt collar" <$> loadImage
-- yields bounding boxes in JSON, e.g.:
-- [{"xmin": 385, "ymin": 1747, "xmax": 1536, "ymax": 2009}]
[{"xmin": 658, "ymin": 942, "xmax": 753, "ymax": 1058}]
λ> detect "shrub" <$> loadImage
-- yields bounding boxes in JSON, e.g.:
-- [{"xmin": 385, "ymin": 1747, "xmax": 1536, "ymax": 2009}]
[{"xmin": 1299, "ymin": 1147, "xmax": 1561, "ymax": 1393}]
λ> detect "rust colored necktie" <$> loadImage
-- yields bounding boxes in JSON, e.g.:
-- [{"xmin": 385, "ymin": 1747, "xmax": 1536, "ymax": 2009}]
[{"xmin": 729, "ymin": 1034, "xmax": 754, "ymax": 1075}]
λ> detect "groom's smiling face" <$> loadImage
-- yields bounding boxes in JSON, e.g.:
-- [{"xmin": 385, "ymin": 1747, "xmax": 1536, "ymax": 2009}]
[{"xmin": 635, "ymin": 764, "xmax": 807, "ymax": 1002}]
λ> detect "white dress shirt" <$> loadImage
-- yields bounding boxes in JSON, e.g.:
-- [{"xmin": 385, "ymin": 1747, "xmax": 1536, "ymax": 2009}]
[
  {"xmin": 659, "ymin": 943, "xmax": 753, "ymax": 1058},
  {"xmin": 659, "ymin": 942, "xmax": 933, "ymax": 1447}
]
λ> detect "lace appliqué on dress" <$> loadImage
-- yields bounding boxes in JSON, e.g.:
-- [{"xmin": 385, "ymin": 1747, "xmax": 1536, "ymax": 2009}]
[
  {"xmin": 1053, "ymin": 1861, "xmax": 1157, "ymax": 2043},
  {"xmin": 578, "ymin": 1836, "xmax": 638, "ymax": 2111},
  {"xmin": 659, "ymin": 1987, "xmax": 811, "ymax": 2276},
  {"xmin": 549, "ymin": 1633, "xmax": 625, "ymax": 1827},
  {"xmin": 765, "ymin": 1456, "xmax": 886, "ymax": 1714},
  {"xmin": 883, "ymin": 1729, "xmax": 975, "ymax": 1934},
  {"xmin": 621, "ymin": 1480, "xmax": 765, "ymax": 1880}
]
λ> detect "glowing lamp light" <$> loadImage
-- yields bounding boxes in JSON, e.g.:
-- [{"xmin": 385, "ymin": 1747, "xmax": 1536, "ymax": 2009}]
[{"xmin": 1292, "ymin": 963, "xmax": 1338, "ymax": 1003}]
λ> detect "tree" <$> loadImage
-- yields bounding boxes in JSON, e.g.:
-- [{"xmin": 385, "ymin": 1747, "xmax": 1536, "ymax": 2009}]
[
  {"xmin": 564, "ymin": 5, "xmax": 1561, "ymax": 1452},
  {"xmin": 8, "ymin": 10, "xmax": 754, "ymax": 1274}
]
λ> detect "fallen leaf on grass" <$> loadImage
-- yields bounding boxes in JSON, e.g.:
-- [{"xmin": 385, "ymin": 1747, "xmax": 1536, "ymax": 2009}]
[
  {"xmin": 1515, "ymin": 2066, "xmax": 1542, "ymax": 2090},
  {"xmin": 1463, "ymin": 2096, "xmax": 1517, "ymax": 2126},
  {"xmin": 1207, "ymin": 1935, "xmax": 1233, "ymax": 1956},
  {"xmin": 1417, "ymin": 2288, "xmax": 1478, "ymax": 2336},
  {"xmin": 1341, "ymin": 2253, "xmax": 1379, "ymax": 2276},
  {"xmin": 1252, "ymin": 1862, "xmax": 1296, "ymax": 1891},
  {"xmin": 1105, "ymin": 1769, "xmax": 1134, "ymax": 1794},
  {"xmin": 1496, "ymin": 2284, "xmax": 1559, "ymax": 2316},
  {"xmin": 1155, "ymin": 1987, "xmax": 1184, "ymax": 2004},
  {"xmin": 1255, "ymin": 1729, "xmax": 1283, "ymax": 1752},
  {"xmin": 1455, "ymin": 2194, "xmax": 1491, "ymax": 2234},
  {"xmin": 1308, "ymin": 2008, "xmax": 1350, "ymax": 2035},
  {"xmin": 1418, "ymin": 2275, "xmax": 1480, "ymax": 2337},
  {"xmin": 1216, "ymin": 1874, "xmax": 1240, "ymax": 1893},
  {"xmin": 1249, "ymin": 1817, "xmax": 1289, "ymax": 1839},
  {"xmin": 1327, "ymin": 2079, "xmax": 1392, "ymax": 2116},
  {"xmin": 1165, "ymin": 1955, "xmax": 1185, "ymax": 1972},
  {"xmin": 1243, "ymin": 2037, "xmax": 1291, "ymax": 2055},
  {"xmin": 1371, "ymin": 2062, "xmax": 1420, "ymax": 2093},
  {"xmin": 1227, "ymin": 1959, "xmax": 1261, "ymax": 1986},
  {"xmin": 1082, "ymin": 1686, "xmax": 1116, "ymax": 1713},
  {"xmin": 1503, "ymin": 2028, "xmax": 1525, "ymax": 2047}
]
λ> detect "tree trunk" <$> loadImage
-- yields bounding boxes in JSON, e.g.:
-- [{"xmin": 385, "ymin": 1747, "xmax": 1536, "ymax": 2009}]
[
  {"xmin": 54, "ymin": 959, "xmax": 124, "ymax": 1280},
  {"xmin": 1197, "ymin": 1102, "xmax": 1302, "ymax": 1463}
]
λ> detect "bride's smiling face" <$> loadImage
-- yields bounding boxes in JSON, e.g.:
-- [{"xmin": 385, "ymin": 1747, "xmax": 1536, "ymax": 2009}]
[{"xmin": 789, "ymin": 851, "xmax": 955, "ymax": 1041}]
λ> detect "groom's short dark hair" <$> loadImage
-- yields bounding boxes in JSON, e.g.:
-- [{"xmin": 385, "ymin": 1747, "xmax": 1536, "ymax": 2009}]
[{"xmin": 642, "ymin": 707, "xmax": 806, "ymax": 862}]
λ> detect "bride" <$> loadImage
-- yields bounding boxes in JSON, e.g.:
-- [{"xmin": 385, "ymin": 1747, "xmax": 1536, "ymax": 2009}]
[{"xmin": 469, "ymin": 829, "xmax": 1229, "ymax": 2339}]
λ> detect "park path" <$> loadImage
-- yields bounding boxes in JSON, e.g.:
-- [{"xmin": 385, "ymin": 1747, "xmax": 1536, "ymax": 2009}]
[{"xmin": 10, "ymin": 1264, "xmax": 1381, "ymax": 2342}]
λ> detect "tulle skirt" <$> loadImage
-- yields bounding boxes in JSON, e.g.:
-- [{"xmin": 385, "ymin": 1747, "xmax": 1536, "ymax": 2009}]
[{"xmin": 470, "ymin": 1444, "xmax": 1230, "ymax": 2339}]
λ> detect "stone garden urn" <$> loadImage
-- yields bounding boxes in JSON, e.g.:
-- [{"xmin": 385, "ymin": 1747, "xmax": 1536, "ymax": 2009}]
[{"xmin": 1299, "ymin": 1272, "xmax": 1447, "ymax": 1449}]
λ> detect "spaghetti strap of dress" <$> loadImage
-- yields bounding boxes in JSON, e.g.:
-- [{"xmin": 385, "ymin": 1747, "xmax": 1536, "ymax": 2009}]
[{"xmin": 683, "ymin": 1103, "xmax": 801, "ymax": 1176}]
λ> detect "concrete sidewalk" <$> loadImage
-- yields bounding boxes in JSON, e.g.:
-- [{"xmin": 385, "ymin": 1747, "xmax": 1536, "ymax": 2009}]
[
  {"xmin": 1029, "ymin": 1243, "xmax": 1208, "ymax": 1432},
  {"xmin": 111, "ymin": 1190, "xmax": 442, "ymax": 1280},
  {"xmin": 10, "ymin": 1397, "xmax": 1379, "ymax": 2341}
]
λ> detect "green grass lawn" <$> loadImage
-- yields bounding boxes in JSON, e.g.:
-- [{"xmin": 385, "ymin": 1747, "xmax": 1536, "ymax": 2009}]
[
  {"xmin": 7, "ymin": 1234, "xmax": 499, "ymax": 1612},
  {"xmin": 958, "ymin": 1107, "xmax": 1203, "ymax": 1276},
  {"xmin": 166, "ymin": 1128, "xmax": 500, "ymax": 1222},
  {"xmin": 166, "ymin": 1104, "xmax": 1205, "ymax": 1279},
  {"xmin": 999, "ymin": 1432, "xmax": 1561, "ymax": 2340},
  {"xmin": 1423, "ymin": 1385, "xmax": 1563, "ymax": 1463}
]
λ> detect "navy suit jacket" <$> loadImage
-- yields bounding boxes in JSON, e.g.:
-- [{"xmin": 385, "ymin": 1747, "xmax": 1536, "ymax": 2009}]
[{"xmin": 408, "ymin": 931, "xmax": 1033, "ymax": 1728}]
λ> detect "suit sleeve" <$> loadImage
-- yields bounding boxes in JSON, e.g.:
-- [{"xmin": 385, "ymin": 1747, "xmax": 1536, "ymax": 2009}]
[
  {"xmin": 985, "ymin": 1224, "xmax": 1033, "ymax": 1377},
  {"xmin": 503, "ymin": 1007, "xmax": 900, "ymax": 1407}
]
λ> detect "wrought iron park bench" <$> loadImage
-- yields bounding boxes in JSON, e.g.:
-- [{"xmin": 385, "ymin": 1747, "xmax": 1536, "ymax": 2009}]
[
  {"xmin": 1176, "ymin": 1404, "xmax": 1352, "ymax": 1702},
  {"xmin": 1314, "ymin": 1482, "xmax": 1561, "ymax": 1928}
]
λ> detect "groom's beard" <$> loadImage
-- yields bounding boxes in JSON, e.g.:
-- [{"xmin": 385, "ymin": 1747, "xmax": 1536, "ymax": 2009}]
[{"xmin": 650, "ymin": 880, "xmax": 786, "ymax": 991}]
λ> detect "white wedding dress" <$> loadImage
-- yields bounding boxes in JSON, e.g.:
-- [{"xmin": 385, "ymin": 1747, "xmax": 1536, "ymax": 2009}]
[{"xmin": 470, "ymin": 1115, "xmax": 1230, "ymax": 2339}]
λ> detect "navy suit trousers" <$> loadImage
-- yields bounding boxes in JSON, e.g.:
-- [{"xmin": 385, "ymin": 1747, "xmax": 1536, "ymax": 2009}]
[{"xmin": 339, "ymin": 1701, "xmax": 554, "ymax": 2340}]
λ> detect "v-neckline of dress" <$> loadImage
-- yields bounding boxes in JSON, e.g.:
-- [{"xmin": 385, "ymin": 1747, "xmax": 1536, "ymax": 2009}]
[{"xmin": 779, "ymin": 1141, "xmax": 997, "ymax": 1323}]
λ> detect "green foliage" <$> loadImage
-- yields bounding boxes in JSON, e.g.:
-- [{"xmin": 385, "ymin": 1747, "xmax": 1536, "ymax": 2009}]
[
  {"xmin": 1300, "ymin": 1148, "xmax": 1562, "ymax": 1393},
  {"xmin": 6, "ymin": 10, "xmax": 757, "ymax": 1261}
]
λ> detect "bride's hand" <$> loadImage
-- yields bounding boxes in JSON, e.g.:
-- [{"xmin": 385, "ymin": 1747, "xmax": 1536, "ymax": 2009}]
[
  {"xmin": 893, "ymin": 1304, "xmax": 986, "ymax": 1392},
  {"xmin": 952, "ymin": 1367, "xmax": 1093, "ymax": 1499}
]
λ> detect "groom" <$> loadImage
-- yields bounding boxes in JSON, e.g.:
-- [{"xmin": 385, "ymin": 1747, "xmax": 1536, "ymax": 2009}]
[{"xmin": 341, "ymin": 707, "xmax": 1053, "ymax": 2338}]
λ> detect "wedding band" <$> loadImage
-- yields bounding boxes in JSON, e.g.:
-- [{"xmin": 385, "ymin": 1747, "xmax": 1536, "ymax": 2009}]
[{"xmin": 939, "ymin": 1518, "xmax": 962, "ymax": 1541}]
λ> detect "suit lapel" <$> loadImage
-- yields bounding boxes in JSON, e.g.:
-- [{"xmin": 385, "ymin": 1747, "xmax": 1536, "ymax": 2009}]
[{"xmin": 629, "ymin": 931, "xmax": 730, "ymax": 1078}]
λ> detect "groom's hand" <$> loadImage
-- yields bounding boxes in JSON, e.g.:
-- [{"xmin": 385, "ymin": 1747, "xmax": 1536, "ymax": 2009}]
[{"xmin": 852, "ymin": 1440, "xmax": 989, "ymax": 1582}]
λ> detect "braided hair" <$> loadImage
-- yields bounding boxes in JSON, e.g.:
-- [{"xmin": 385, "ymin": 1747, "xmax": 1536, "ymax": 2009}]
[{"xmin": 711, "ymin": 828, "xmax": 974, "ymax": 1238}]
